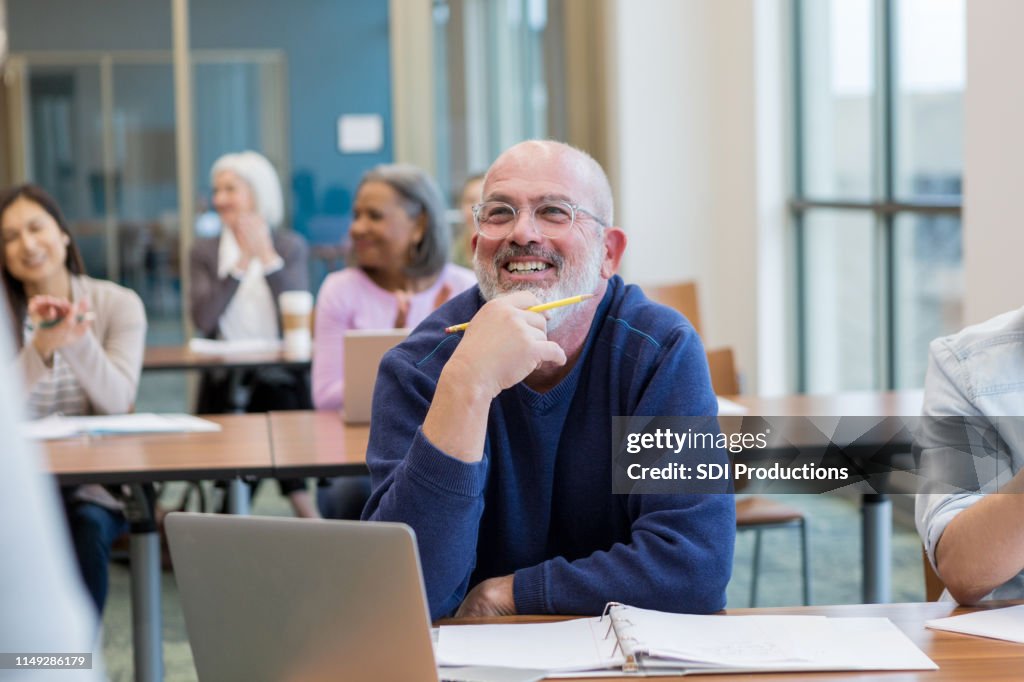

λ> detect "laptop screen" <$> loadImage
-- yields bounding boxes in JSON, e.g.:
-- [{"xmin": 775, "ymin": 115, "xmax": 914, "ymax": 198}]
[{"xmin": 166, "ymin": 513, "xmax": 438, "ymax": 681}]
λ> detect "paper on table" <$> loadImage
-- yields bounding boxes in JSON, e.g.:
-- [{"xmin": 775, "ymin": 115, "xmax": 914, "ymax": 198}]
[
  {"xmin": 188, "ymin": 337, "xmax": 282, "ymax": 355},
  {"xmin": 22, "ymin": 413, "xmax": 222, "ymax": 441},
  {"xmin": 438, "ymin": 666, "xmax": 547, "ymax": 682},
  {"xmin": 438, "ymin": 614, "xmax": 937, "ymax": 676},
  {"xmin": 437, "ymin": 618, "xmax": 624, "ymax": 673},
  {"xmin": 716, "ymin": 396, "xmax": 748, "ymax": 416},
  {"xmin": 616, "ymin": 612, "xmax": 824, "ymax": 666},
  {"xmin": 926, "ymin": 604, "xmax": 1024, "ymax": 643}
]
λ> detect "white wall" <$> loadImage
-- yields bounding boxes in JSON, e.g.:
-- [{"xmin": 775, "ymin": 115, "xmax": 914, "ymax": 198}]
[
  {"xmin": 963, "ymin": 0, "xmax": 1024, "ymax": 324},
  {"xmin": 605, "ymin": 0, "xmax": 790, "ymax": 394}
]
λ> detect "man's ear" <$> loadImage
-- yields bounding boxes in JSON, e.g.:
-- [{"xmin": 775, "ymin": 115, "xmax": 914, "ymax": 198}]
[
  {"xmin": 470, "ymin": 232, "xmax": 479, "ymax": 254},
  {"xmin": 600, "ymin": 227, "xmax": 627, "ymax": 279}
]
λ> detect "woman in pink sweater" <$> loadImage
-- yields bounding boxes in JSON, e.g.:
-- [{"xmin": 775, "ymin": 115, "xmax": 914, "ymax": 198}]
[
  {"xmin": 312, "ymin": 165, "xmax": 475, "ymax": 518},
  {"xmin": 312, "ymin": 164, "xmax": 475, "ymax": 411}
]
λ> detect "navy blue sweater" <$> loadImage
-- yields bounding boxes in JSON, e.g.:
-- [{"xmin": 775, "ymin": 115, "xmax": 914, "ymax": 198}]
[{"xmin": 363, "ymin": 276, "xmax": 735, "ymax": 619}]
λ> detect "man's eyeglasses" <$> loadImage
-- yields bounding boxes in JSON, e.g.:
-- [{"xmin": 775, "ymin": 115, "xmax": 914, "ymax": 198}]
[{"xmin": 473, "ymin": 200, "xmax": 607, "ymax": 240}]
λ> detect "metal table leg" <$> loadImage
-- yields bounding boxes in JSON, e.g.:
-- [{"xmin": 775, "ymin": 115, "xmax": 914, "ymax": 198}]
[
  {"xmin": 862, "ymin": 493, "xmax": 892, "ymax": 603},
  {"xmin": 124, "ymin": 484, "xmax": 163, "ymax": 682},
  {"xmin": 130, "ymin": 531, "xmax": 163, "ymax": 682},
  {"xmin": 227, "ymin": 477, "xmax": 250, "ymax": 515}
]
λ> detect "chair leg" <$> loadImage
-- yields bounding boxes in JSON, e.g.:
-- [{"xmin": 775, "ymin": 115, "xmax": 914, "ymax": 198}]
[
  {"xmin": 750, "ymin": 528, "xmax": 763, "ymax": 607},
  {"xmin": 800, "ymin": 519, "xmax": 812, "ymax": 605}
]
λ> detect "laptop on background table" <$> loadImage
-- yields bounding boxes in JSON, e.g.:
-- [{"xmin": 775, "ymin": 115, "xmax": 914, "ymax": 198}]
[{"xmin": 343, "ymin": 329, "xmax": 409, "ymax": 424}]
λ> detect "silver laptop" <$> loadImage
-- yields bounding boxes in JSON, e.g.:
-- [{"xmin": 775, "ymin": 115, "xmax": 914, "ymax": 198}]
[
  {"xmin": 166, "ymin": 513, "xmax": 438, "ymax": 682},
  {"xmin": 343, "ymin": 329, "xmax": 409, "ymax": 424}
]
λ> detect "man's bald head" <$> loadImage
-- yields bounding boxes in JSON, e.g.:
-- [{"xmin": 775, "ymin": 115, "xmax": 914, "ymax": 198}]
[{"xmin": 483, "ymin": 140, "xmax": 614, "ymax": 227}]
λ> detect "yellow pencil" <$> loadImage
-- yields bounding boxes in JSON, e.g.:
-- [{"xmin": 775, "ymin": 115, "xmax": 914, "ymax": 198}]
[{"xmin": 445, "ymin": 294, "xmax": 595, "ymax": 334}]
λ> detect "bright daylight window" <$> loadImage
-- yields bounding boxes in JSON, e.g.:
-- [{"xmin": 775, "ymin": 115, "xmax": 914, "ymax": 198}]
[{"xmin": 793, "ymin": 0, "xmax": 964, "ymax": 392}]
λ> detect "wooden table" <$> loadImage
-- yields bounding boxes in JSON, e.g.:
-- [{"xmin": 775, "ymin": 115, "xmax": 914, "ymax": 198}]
[
  {"xmin": 731, "ymin": 390, "xmax": 924, "ymax": 418},
  {"xmin": 266, "ymin": 394, "xmax": 925, "ymax": 605},
  {"xmin": 729, "ymin": 390, "xmax": 924, "ymax": 605},
  {"xmin": 445, "ymin": 601, "xmax": 1024, "ymax": 680},
  {"xmin": 44, "ymin": 414, "xmax": 274, "ymax": 682},
  {"xmin": 45, "ymin": 414, "xmax": 275, "ymax": 484},
  {"xmin": 143, "ymin": 345, "xmax": 311, "ymax": 372},
  {"xmin": 267, "ymin": 410, "xmax": 370, "ymax": 477}
]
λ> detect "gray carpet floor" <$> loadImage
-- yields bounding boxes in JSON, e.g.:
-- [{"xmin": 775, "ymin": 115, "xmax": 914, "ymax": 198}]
[{"xmin": 96, "ymin": 487, "xmax": 927, "ymax": 681}]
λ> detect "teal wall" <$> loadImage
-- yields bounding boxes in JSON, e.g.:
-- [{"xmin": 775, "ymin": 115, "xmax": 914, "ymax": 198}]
[{"xmin": 9, "ymin": 0, "xmax": 393, "ymax": 244}]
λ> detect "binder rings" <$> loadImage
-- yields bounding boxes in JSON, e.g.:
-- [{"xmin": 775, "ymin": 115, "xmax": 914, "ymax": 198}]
[{"xmin": 436, "ymin": 603, "xmax": 938, "ymax": 676}]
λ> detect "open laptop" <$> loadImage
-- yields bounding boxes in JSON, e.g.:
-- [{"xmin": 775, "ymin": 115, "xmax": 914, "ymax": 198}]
[
  {"xmin": 343, "ymin": 329, "xmax": 410, "ymax": 424},
  {"xmin": 166, "ymin": 513, "xmax": 438, "ymax": 682}
]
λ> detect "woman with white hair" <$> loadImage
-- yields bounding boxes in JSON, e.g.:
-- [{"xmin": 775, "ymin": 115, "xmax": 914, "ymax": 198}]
[{"xmin": 190, "ymin": 150, "xmax": 317, "ymax": 517}]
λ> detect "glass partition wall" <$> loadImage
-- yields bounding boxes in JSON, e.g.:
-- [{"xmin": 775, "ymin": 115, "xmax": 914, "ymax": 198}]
[{"xmin": 2, "ymin": 51, "xmax": 287, "ymax": 345}]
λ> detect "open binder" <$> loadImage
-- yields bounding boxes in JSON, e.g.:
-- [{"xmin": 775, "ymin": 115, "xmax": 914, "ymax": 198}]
[{"xmin": 436, "ymin": 603, "xmax": 938, "ymax": 677}]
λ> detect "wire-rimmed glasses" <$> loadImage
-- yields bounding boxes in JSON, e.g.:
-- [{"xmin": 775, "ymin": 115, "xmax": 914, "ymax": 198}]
[{"xmin": 473, "ymin": 200, "xmax": 606, "ymax": 239}]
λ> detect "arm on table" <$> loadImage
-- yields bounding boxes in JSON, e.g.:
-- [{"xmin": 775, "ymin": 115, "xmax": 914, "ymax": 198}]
[{"xmin": 917, "ymin": 341, "xmax": 1024, "ymax": 605}]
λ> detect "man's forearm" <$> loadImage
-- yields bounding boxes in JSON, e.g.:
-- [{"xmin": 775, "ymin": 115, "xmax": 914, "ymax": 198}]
[
  {"xmin": 422, "ymin": 359, "xmax": 493, "ymax": 462},
  {"xmin": 937, "ymin": 477, "xmax": 1024, "ymax": 603}
]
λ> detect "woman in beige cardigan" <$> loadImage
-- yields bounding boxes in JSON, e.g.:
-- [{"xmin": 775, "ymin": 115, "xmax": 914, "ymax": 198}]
[{"xmin": 1, "ymin": 184, "xmax": 146, "ymax": 616}]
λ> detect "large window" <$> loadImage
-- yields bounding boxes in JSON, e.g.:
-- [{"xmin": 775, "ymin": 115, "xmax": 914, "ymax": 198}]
[
  {"xmin": 433, "ymin": 0, "xmax": 561, "ymax": 202},
  {"xmin": 793, "ymin": 0, "xmax": 964, "ymax": 392}
]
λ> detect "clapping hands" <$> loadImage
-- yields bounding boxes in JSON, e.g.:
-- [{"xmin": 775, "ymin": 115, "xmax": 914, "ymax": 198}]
[
  {"xmin": 28, "ymin": 295, "xmax": 92, "ymax": 363},
  {"xmin": 228, "ymin": 212, "xmax": 278, "ymax": 270}
]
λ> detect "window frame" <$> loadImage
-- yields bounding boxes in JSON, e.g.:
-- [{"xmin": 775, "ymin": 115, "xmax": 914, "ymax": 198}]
[{"xmin": 791, "ymin": 0, "xmax": 963, "ymax": 392}]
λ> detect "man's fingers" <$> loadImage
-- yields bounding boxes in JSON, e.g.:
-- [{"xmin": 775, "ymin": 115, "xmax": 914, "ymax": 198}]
[
  {"xmin": 539, "ymin": 340, "xmax": 567, "ymax": 366},
  {"xmin": 501, "ymin": 290, "xmax": 542, "ymax": 310}
]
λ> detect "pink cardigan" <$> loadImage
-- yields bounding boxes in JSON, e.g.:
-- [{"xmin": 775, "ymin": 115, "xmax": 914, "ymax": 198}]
[{"xmin": 311, "ymin": 264, "xmax": 476, "ymax": 410}]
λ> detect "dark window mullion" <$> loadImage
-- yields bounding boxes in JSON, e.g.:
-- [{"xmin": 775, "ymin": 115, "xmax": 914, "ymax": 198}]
[
  {"xmin": 793, "ymin": 0, "xmax": 808, "ymax": 393},
  {"xmin": 880, "ymin": 0, "xmax": 898, "ymax": 390},
  {"xmin": 790, "ymin": 199, "xmax": 961, "ymax": 215}
]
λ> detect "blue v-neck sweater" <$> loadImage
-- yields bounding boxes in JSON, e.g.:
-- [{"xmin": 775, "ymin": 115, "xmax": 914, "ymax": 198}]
[{"xmin": 363, "ymin": 276, "xmax": 735, "ymax": 619}]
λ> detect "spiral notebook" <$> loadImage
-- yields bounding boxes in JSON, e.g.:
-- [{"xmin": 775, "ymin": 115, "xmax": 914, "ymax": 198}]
[{"xmin": 437, "ymin": 603, "xmax": 937, "ymax": 676}]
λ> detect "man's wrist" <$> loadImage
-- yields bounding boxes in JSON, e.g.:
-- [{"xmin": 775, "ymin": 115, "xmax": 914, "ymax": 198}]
[
  {"xmin": 423, "ymin": 360, "xmax": 493, "ymax": 462},
  {"xmin": 439, "ymin": 356, "xmax": 498, "ymax": 404}
]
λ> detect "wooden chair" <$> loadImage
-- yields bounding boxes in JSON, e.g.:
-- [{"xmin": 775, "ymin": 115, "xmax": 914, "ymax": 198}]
[
  {"xmin": 706, "ymin": 344, "xmax": 812, "ymax": 606},
  {"xmin": 645, "ymin": 280, "xmax": 811, "ymax": 604},
  {"xmin": 922, "ymin": 547, "xmax": 946, "ymax": 601},
  {"xmin": 706, "ymin": 347, "xmax": 740, "ymax": 396},
  {"xmin": 643, "ymin": 281, "xmax": 703, "ymax": 336}
]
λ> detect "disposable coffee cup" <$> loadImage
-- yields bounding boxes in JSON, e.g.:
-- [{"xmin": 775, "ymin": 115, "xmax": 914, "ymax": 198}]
[{"xmin": 279, "ymin": 290, "xmax": 313, "ymax": 360}]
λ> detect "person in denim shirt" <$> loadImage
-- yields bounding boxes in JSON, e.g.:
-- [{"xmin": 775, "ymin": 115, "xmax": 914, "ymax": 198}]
[{"xmin": 916, "ymin": 306, "xmax": 1024, "ymax": 604}]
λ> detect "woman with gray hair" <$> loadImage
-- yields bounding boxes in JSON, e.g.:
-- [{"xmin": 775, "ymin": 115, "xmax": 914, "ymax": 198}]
[
  {"xmin": 190, "ymin": 150, "xmax": 318, "ymax": 518},
  {"xmin": 312, "ymin": 164, "xmax": 475, "ymax": 517}
]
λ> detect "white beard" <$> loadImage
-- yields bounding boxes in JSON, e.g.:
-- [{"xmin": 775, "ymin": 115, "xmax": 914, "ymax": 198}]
[{"xmin": 475, "ymin": 237, "xmax": 604, "ymax": 331}]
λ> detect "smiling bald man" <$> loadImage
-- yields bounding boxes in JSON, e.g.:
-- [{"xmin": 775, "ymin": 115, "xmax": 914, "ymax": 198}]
[{"xmin": 362, "ymin": 140, "xmax": 735, "ymax": 620}]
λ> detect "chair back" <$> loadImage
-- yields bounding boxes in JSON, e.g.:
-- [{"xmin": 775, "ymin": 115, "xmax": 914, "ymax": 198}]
[
  {"xmin": 922, "ymin": 547, "xmax": 946, "ymax": 601},
  {"xmin": 706, "ymin": 347, "xmax": 740, "ymax": 396},
  {"xmin": 644, "ymin": 281, "xmax": 702, "ymax": 336}
]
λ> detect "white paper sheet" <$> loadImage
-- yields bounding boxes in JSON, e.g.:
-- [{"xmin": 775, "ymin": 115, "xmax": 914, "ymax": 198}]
[
  {"xmin": 716, "ymin": 396, "xmax": 749, "ymax": 416},
  {"xmin": 926, "ymin": 604, "xmax": 1024, "ymax": 643},
  {"xmin": 437, "ymin": 611, "xmax": 937, "ymax": 676},
  {"xmin": 22, "ymin": 413, "xmax": 222, "ymax": 441},
  {"xmin": 438, "ymin": 666, "xmax": 547, "ymax": 682},
  {"xmin": 188, "ymin": 337, "xmax": 281, "ymax": 355},
  {"xmin": 437, "ymin": 618, "xmax": 624, "ymax": 672}
]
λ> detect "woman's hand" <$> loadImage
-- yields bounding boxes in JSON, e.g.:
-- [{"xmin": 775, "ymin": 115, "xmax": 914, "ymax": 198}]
[{"xmin": 28, "ymin": 296, "xmax": 93, "ymax": 364}]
